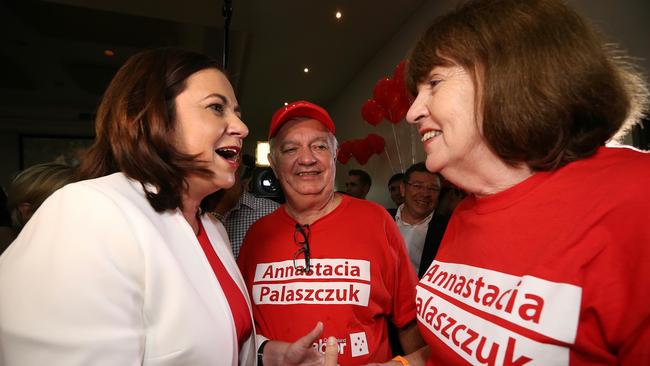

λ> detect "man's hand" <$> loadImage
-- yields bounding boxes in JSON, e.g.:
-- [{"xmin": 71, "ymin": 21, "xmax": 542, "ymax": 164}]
[
  {"xmin": 261, "ymin": 322, "xmax": 339, "ymax": 366},
  {"xmin": 283, "ymin": 322, "xmax": 323, "ymax": 366},
  {"xmin": 324, "ymin": 336, "xmax": 338, "ymax": 366}
]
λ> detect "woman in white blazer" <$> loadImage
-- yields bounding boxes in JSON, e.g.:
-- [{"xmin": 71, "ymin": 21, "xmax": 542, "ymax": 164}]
[{"xmin": 0, "ymin": 48, "xmax": 334, "ymax": 366}]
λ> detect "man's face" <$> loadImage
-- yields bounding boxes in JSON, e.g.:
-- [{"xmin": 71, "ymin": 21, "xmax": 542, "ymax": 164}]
[
  {"xmin": 269, "ymin": 118, "xmax": 337, "ymax": 201},
  {"xmin": 401, "ymin": 171, "xmax": 440, "ymax": 219},
  {"xmin": 345, "ymin": 175, "xmax": 369, "ymax": 199},
  {"xmin": 388, "ymin": 180, "xmax": 404, "ymax": 206}
]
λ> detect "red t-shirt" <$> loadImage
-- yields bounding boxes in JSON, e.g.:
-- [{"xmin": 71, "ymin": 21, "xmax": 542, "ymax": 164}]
[
  {"xmin": 197, "ymin": 221, "xmax": 252, "ymax": 349},
  {"xmin": 238, "ymin": 195, "xmax": 418, "ymax": 365},
  {"xmin": 417, "ymin": 146, "xmax": 650, "ymax": 365}
]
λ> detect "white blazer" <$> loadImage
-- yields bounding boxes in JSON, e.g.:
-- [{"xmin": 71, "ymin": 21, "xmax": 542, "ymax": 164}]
[{"xmin": 0, "ymin": 173, "xmax": 256, "ymax": 366}]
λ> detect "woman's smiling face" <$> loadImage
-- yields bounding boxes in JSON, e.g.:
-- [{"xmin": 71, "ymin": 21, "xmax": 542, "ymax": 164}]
[
  {"xmin": 173, "ymin": 68, "xmax": 248, "ymax": 196},
  {"xmin": 406, "ymin": 64, "xmax": 492, "ymax": 177}
]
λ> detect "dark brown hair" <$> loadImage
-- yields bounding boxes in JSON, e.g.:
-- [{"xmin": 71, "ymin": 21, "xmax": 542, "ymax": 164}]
[
  {"xmin": 404, "ymin": 162, "xmax": 441, "ymax": 187},
  {"xmin": 348, "ymin": 169, "xmax": 371, "ymax": 187},
  {"xmin": 76, "ymin": 48, "xmax": 224, "ymax": 212},
  {"xmin": 407, "ymin": 0, "xmax": 648, "ymax": 171}
]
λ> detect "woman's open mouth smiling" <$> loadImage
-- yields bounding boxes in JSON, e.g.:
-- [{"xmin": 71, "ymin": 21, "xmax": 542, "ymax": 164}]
[
  {"xmin": 421, "ymin": 130, "xmax": 442, "ymax": 143},
  {"xmin": 215, "ymin": 146, "xmax": 241, "ymax": 167}
]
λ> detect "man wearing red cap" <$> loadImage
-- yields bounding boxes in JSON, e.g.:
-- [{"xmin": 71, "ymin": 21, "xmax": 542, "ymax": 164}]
[{"xmin": 237, "ymin": 101, "xmax": 423, "ymax": 365}]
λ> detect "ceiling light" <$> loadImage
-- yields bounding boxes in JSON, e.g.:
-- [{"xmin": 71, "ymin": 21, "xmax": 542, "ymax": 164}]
[
  {"xmin": 303, "ymin": 67, "xmax": 309, "ymax": 73},
  {"xmin": 335, "ymin": 11, "xmax": 342, "ymax": 19},
  {"xmin": 284, "ymin": 102, "xmax": 288, "ymax": 106}
]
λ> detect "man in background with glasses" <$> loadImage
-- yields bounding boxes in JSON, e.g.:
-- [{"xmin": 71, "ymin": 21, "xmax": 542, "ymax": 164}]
[
  {"xmin": 237, "ymin": 101, "xmax": 424, "ymax": 365},
  {"xmin": 395, "ymin": 163, "xmax": 449, "ymax": 278}
]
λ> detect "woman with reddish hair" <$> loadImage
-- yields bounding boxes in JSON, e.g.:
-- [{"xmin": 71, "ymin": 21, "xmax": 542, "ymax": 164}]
[{"xmin": 394, "ymin": 0, "xmax": 649, "ymax": 365}]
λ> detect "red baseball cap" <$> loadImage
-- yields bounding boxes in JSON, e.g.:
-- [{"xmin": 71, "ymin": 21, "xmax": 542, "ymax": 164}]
[{"xmin": 268, "ymin": 100, "xmax": 335, "ymax": 139}]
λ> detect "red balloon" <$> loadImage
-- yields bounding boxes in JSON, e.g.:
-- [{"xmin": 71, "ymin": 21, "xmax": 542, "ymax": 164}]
[
  {"xmin": 349, "ymin": 139, "xmax": 371, "ymax": 165},
  {"xmin": 373, "ymin": 77, "xmax": 400, "ymax": 110},
  {"xmin": 340, "ymin": 141, "xmax": 351, "ymax": 152},
  {"xmin": 392, "ymin": 60, "xmax": 407, "ymax": 86},
  {"xmin": 395, "ymin": 73, "xmax": 409, "ymax": 101},
  {"xmin": 356, "ymin": 150, "xmax": 371, "ymax": 165},
  {"xmin": 337, "ymin": 141, "xmax": 353, "ymax": 164},
  {"xmin": 392, "ymin": 60, "xmax": 414, "ymax": 105},
  {"xmin": 361, "ymin": 99, "xmax": 385, "ymax": 126},
  {"xmin": 337, "ymin": 151, "xmax": 351, "ymax": 164},
  {"xmin": 349, "ymin": 139, "xmax": 362, "ymax": 162},
  {"xmin": 365, "ymin": 133, "xmax": 385, "ymax": 154},
  {"xmin": 386, "ymin": 94, "xmax": 410, "ymax": 123}
]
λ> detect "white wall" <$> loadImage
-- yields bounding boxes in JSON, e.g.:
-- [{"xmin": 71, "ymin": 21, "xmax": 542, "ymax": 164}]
[{"xmin": 329, "ymin": 0, "xmax": 650, "ymax": 208}]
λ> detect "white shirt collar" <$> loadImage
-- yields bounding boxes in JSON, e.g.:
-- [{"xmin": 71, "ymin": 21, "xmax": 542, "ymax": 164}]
[{"xmin": 395, "ymin": 203, "xmax": 434, "ymax": 227}]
